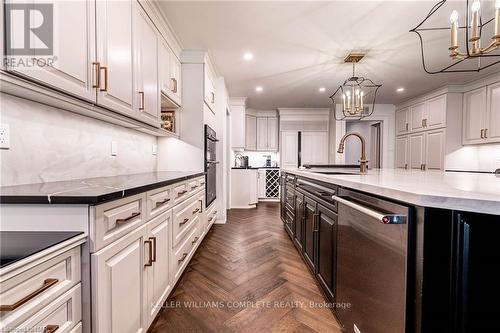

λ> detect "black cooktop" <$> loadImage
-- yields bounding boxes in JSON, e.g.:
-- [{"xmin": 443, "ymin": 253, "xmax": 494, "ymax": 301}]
[{"xmin": 0, "ymin": 231, "xmax": 84, "ymax": 268}]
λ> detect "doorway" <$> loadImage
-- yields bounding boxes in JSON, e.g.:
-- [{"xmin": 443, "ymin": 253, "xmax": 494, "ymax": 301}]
[{"xmin": 370, "ymin": 122, "xmax": 382, "ymax": 169}]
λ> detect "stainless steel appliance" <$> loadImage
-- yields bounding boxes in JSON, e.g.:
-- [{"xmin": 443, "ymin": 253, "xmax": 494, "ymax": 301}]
[
  {"xmin": 333, "ymin": 188, "xmax": 411, "ymax": 333},
  {"xmin": 204, "ymin": 125, "xmax": 218, "ymax": 207}
]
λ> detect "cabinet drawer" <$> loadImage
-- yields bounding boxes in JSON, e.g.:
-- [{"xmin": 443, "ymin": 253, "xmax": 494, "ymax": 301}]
[
  {"xmin": 187, "ymin": 179, "xmax": 201, "ymax": 197},
  {"xmin": 147, "ymin": 185, "xmax": 172, "ymax": 220},
  {"xmin": 0, "ymin": 247, "xmax": 81, "ymax": 329},
  {"xmin": 206, "ymin": 201, "xmax": 217, "ymax": 231},
  {"xmin": 13, "ymin": 284, "xmax": 82, "ymax": 333},
  {"xmin": 172, "ymin": 224, "xmax": 200, "ymax": 282},
  {"xmin": 172, "ymin": 196, "xmax": 203, "ymax": 247},
  {"xmin": 91, "ymin": 193, "xmax": 145, "ymax": 252},
  {"xmin": 172, "ymin": 182, "xmax": 188, "ymax": 205},
  {"xmin": 198, "ymin": 176, "xmax": 206, "ymax": 189}
]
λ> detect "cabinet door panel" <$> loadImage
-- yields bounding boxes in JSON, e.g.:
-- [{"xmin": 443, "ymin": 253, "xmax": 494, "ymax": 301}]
[
  {"xmin": 7, "ymin": 0, "xmax": 96, "ymax": 102},
  {"xmin": 395, "ymin": 136, "xmax": 409, "ymax": 169},
  {"xmin": 486, "ymin": 82, "xmax": 500, "ymax": 143},
  {"xmin": 463, "ymin": 87, "xmax": 487, "ymax": 144},
  {"xmin": 169, "ymin": 54, "xmax": 182, "ymax": 106},
  {"xmin": 316, "ymin": 204, "xmax": 336, "ymax": 301},
  {"xmin": 256, "ymin": 117, "xmax": 268, "ymax": 150},
  {"xmin": 135, "ymin": 5, "xmax": 159, "ymax": 126},
  {"xmin": 294, "ymin": 193, "xmax": 304, "ymax": 251},
  {"xmin": 280, "ymin": 131, "xmax": 298, "ymax": 168},
  {"xmin": 410, "ymin": 103, "xmax": 426, "ymax": 131},
  {"xmin": 267, "ymin": 117, "xmax": 279, "ymax": 151},
  {"xmin": 409, "ymin": 133, "xmax": 425, "ymax": 170},
  {"xmin": 257, "ymin": 170, "xmax": 266, "ymax": 198},
  {"xmin": 301, "ymin": 132, "xmax": 328, "ymax": 165},
  {"xmin": 426, "ymin": 130, "xmax": 445, "ymax": 170},
  {"xmin": 303, "ymin": 196, "xmax": 316, "ymax": 271},
  {"xmin": 396, "ymin": 108, "xmax": 409, "ymax": 135},
  {"xmin": 245, "ymin": 115, "xmax": 257, "ymax": 150},
  {"xmin": 92, "ymin": 224, "xmax": 147, "ymax": 333},
  {"xmin": 96, "ymin": 0, "xmax": 135, "ymax": 117},
  {"xmin": 158, "ymin": 39, "xmax": 171, "ymax": 96},
  {"xmin": 426, "ymin": 95, "xmax": 446, "ymax": 129}
]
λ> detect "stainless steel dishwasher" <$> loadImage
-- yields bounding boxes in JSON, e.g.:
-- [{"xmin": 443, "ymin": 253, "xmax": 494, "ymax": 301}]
[{"xmin": 333, "ymin": 188, "xmax": 411, "ymax": 333}]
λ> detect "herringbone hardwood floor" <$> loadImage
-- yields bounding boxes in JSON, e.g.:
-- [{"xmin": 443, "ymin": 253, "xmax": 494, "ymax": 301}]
[{"xmin": 149, "ymin": 202, "xmax": 342, "ymax": 333}]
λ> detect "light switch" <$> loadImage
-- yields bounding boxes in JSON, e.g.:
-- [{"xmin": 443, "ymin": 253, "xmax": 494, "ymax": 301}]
[
  {"xmin": 152, "ymin": 144, "xmax": 157, "ymax": 155},
  {"xmin": 111, "ymin": 141, "xmax": 118, "ymax": 156},
  {"xmin": 0, "ymin": 124, "xmax": 10, "ymax": 149}
]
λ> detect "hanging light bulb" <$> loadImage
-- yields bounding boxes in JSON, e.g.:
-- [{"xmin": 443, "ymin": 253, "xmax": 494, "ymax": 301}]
[
  {"xmin": 471, "ymin": 0, "xmax": 481, "ymax": 42},
  {"xmin": 495, "ymin": 0, "xmax": 500, "ymax": 37},
  {"xmin": 450, "ymin": 10, "xmax": 459, "ymax": 50}
]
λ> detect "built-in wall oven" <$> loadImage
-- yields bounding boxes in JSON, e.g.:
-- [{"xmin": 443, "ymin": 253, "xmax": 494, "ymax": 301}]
[
  {"xmin": 333, "ymin": 188, "xmax": 412, "ymax": 333},
  {"xmin": 204, "ymin": 125, "xmax": 218, "ymax": 207}
]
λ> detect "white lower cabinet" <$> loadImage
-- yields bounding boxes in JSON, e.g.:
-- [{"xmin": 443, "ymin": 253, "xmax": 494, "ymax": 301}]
[
  {"xmin": 397, "ymin": 129, "xmax": 445, "ymax": 171},
  {"xmin": 425, "ymin": 129, "xmax": 445, "ymax": 170},
  {"xmin": 91, "ymin": 223, "xmax": 148, "ymax": 333},
  {"xmin": 395, "ymin": 136, "xmax": 409, "ymax": 169},
  {"xmin": 409, "ymin": 133, "xmax": 425, "ymax": 170}
]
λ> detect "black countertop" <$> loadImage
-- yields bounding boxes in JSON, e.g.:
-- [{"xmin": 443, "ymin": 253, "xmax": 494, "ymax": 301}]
[
  {"xmin": 0, "ymin": 171, "xmax": 205, "ymax": 205},
  {"xmin": 0, "ymin": 231, "xmax": 84, "ymax": 268}
]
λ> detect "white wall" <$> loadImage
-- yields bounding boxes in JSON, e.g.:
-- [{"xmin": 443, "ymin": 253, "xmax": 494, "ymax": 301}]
[
  {"xmin": 0, "ymin": 93, "xmax": 157, "ymax": 186},
  {"xmin": 156, "ymin": 137, "xmax": 204, "ymax": 172},
  {"xmin": 446, "ymin": 144, "xmax": 500, "ymax": 172},
  {"xmin": 345, "ymin": 121, "xmax": 381, "ymax": 166}
]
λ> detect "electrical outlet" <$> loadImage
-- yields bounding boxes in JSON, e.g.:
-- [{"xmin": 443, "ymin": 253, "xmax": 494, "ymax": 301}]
[
  {"xmin": 152, "ymin": 144, "xmax": 157, "ymax": 155},
  {"xmin": 0, "ymin": 124, "xmax": 10, "ymax": 149},
  {"xmin": 111, "ymin": 141, "xmax": 118, "ymax": 156}
]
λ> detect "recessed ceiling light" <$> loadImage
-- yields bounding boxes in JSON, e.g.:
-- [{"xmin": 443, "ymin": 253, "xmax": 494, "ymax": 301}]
[
  {"xmin": 319, "ymin": 87, "xmax": 326, "ymax": 93},
  {"xmin": 397, "ymin": 87, "xmax": 405, "ymax": 92},
  {"xmin": 243, "ymin": 52, "xmax": 254, "ymax": 61},
  {"xmin": 255, "ymin": 86, "xmax": 263, "ymax": 92}
]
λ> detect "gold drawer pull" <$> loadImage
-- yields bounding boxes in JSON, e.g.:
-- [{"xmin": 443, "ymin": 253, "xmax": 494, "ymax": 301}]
[
  {"xmin": 484, "ymin": 128, "xmax": 488, "ymax": 138},
  {"xmin": 0, "ymin": 278, "xmax": 59, "ymax": 311},
  {"xmin": 144, "ymin": 240, "xmax": 153, "ymax": 267},
  {"xmin": 150, "ymin": 237, "xmax": 157, "ymax": 262},
  {"xmin": 178, "ymin": 253, "xmax": 188, "ymax": 263},
  {"xmin": 170, "ymin": 78, "xmax": 178, "ymax": 93},
  {"xmin": 139, "ymin": 91, "xmax": 145, "ymax": 111},
  {"xmin": 177, "ymin": 190, "xmax": 187, "ymax": 197},
  {"xmin": 45, "ymin": 325, "xmax": 59, "ymax": 333},
  {"xmin": 180, "ymin": 218, "xmax": 189, "ymax": 225},
  {"xmin": 116, "ymin": 212, "xmax": 140, "ymax": 225},
  {"xmin": 208, "ymin": 217, "xmax": 214, "ymax": 222},
  {"xmin": 192, "ymin": 208, "xmax": 200, "ymax": 215},
  {"xmin": 191, "ymin": 237, "xmax": 199, "ymax": 245},
  {"xmin": 155, "ymin": 198, "xmax": 170, "ymax": 207},
  {"xmin": 99, "ymin": 66, "xmax": 108, "ymax": 92},
  {"xmin": 191, "ymin": 185, "xmax": 198, "ymax": 190}
]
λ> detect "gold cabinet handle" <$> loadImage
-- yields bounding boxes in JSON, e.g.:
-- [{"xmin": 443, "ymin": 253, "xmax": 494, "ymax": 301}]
[
  {"xmin": 208, "ymin": 217, "xmax": 214, "ymax": 222},
  {"xmin": 149, "ymin": 237, "xmax": 157, "ymax": 262},
  {"xmin": 191, "ymin": 237, "xmax": 199, "ymax": 245},
  {"xmin": 191, "ymin": 185, "xmax": 198, "ymax": 190},
  {"xmin": 170, "ymin": 78, "xmax": 177, "ymax": 93},
  {"xmin": 404, "ymin": 163, "xmax": 408, "ymax": 170},
  {"xmin": 178, "ymin": 253, "xmax": 188, "ymax": 263},
  {"xmin": 177, "ymin": 190, "xmax": 187, "ymax": 197},
  {"xmin": 144, "ymin": 240, "xmax": 153, "ymax": 267},
  {"xmin": 45, "ymin": 325, "xmax": 59, "ymax": 333},
  {"xmin": 139, "ymin": 91, "xmax": 145, "ymax": 111},
  {"xmin": 480, "ymin": 129, "xmax": 484, "ymax": 139},
  {"xmin": 92, "ymin": 62, "xmax": 100, "ymax": 88},
  {"xmin": 192, "ymin": 208, "xmax": 200, "ymax": 215},
  {"xmin": 0, "ymin": 278, "xmax": 58, "ymax": 311},
  {"xmin": 155, "ymin": 198, "xmax": 170, "ymax": 207},
  {"xmin": 116, "ymin": 212, "xmax": 140, "ymax": 225},
  {"xmin": 99, "ymin": 66, "xmax": 108, "ymax": 92},
  {"xmin": 484, "ymin": 128, "xmax": 488, "ymax": 138},
  {"xmin": 180, "ymin": 218, "xmax": 189, "ymax": 225},
  {"xmin": 405, "ymin": 123, "xmax": 408, "ymax": 131},
  {"xmin": 423, "ymin": 119, "xmax": 427, "ymax": 127},
  {"xmin": 211, "ymin": 91, "xmax": 215, "ymax": 104}
]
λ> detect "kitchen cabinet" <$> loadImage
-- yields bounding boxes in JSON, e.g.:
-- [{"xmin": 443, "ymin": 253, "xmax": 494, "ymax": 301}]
[
  {"xmin": 159, "ymin": 39, "xmax": 181, "ymax": 106},
  {"xmin": 245, "ymin": 115, "xmax": 257, "ymax": 150},
  {"xmin": 95, "ymin": 0, "xmax": 136, "ymax": 117},
  {"xmin": 134, "ymin": 4, "xmax": 159, "ymax": 127},
  {"xmin": 395, "ymin": 135, "xmax": 409, "ymax": 169},
  {"xmin": 303, "ymin": 195, "xmax": 316, "ymax": 271},
  {"xmin": 204, "ymin": 65, "xmax": 215, "ymax": 112},
  {"xmin": 91, "ymin": 223, "xmax": 148, "ymax": 333},
  {"xmin": 409, "ymin": 132, "xmax": 425, "ymax": 170},
  {"xmin": 410, "ymin": 102, "xmax": 426, "ymax": 132},
  {"xmin": 426, "ymin": 95, "xmax": 447, "ymax": 129},
  {"xmin": 294, "ymin": 192, "xmax": 304, "ymax": 251},
  {"xmin": 230, "ymin": 169, "xmax": 258, "ymax": 208},
  {"xmin": 257, "ymin": 169, "xmax": 266, "ymax": 198},
  {"xmin": 425, "ymin": 129, "xmax": 445, "ymax": 170},
  {"xmin": 301, "ymin": 132, "xmax": 329, "ymax": 165},
  {"xmin": 463, "ymin": 87, "xmax": 487, "ymax": 144},
  {"xmin": 486, "ymin": 81, "xmax": 500, "ymax": 143},
  {"xmin": 281, "ymin": 131, "xmax": 298, "ymax": 168},
  {"xmin": 5, "ymin": 0, "xmax": 96, "ymax": 102},
  {"xmin": 256, "ymin": 117, "xmax": 279, "ymax": 151},
  {"xmin": 145, "ymin": 212, "xmax": 171, "ymax": 326},
  {"xmin": 396, "ymin": 108, "xmax": 409, "ymax": 135},
  {"xmin": 230, "ymin": 98, "xmax": 247, "ymax": 149},
  {"xmin": 316, "ymin": 204, "xmax": 337, "ymax": 301}
]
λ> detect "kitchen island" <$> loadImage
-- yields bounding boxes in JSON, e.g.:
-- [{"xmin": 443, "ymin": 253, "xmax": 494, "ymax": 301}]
[{"xmin": 280, "ymin": 167, "xmax": 500, "ymax": 333}]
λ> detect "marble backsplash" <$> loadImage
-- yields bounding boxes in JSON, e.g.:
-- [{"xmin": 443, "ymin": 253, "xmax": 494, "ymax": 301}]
[{"xmin": 0, "ymin": 93, "xmax": 158, "ymax": 186}]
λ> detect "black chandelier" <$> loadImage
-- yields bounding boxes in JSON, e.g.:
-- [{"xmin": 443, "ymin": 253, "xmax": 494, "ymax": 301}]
[
  {"xmin": 329, "ymin": 53, "xmax": 382, "ymax": 121},
  {"xmin": 410, "ymin": 0, "xmax": 500, "ymax": 74}
]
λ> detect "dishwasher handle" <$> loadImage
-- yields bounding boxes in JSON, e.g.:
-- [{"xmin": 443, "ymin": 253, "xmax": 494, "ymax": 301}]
[{"xmin": 332, "ymin": 195, "xmax": 407, "ymax": 224}]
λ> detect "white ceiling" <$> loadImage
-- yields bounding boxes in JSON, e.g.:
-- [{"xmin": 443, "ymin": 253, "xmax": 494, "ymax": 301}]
[{"xmin": 158, "ymin": 1, "xmax": 500, "ymax": 109}]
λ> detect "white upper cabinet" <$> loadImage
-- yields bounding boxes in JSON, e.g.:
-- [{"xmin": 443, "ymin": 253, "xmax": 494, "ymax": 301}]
[
  {"xmin": 395, "ymin": 136, "xmax": 409, "ymax": 169},
  {"xmin": 158, "ymin": 39, "xmax": 172, "ymax": 99},
  {"xmin": 5, "ymin": 0, "xmax": 96, "ymax": 102},
  {"xmin": 301, "ymin": 131, "xmax": 328, "ymax": 166},
  {"xmin": 463, "ymin": 87, "xmax": 487, "ymax": 144},
  {"xmin": 256, "ymin": 117, "xmax": 268, "ymax": 151},
  {"xmin": 95, "ymin": 0, "xmax": 135, "ymax": 117},
  {"xmin": 134, "ymin": 4, "xmax": 159, "ymax": 127},
  {"xmin": 426, "ymin": 95, "xmax": 446, "ymax": 129},
  {"xmin": 267, "ymin": 117, "xmax": 279, "ymax": 151},
  {"xmin": 281, "ymin": 131, "xmax": 298, "ymax": 168},
  {"xmin": 245, "ymin": 115, "xmax": 257, "ymax": 150},
  {"xmin": 396, "ymin": 108, "xmax": 409, "ymax": 135},
  {"xmin": 169, "ymin": 53, "xmax": 182, "ymax": 106},
  {"xmin": 410, "ymin": 102, "xmax": 426, "ymax": 132},
  {"xmin": 255, "ymin": 117, "xmax": 279, "ymax": 151},
  {"xmin": 204, "ymin": 65, "xmax": 215, "ymax": 112},
  {"xmin": 486, "ymin": 81, "xmax": 500, "ymax": 143}
]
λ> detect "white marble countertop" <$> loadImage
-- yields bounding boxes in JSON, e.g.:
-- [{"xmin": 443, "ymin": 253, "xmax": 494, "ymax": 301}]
[{"xmin": 282, "ymin": 168, "xmax": 500, "ymax": 215}]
